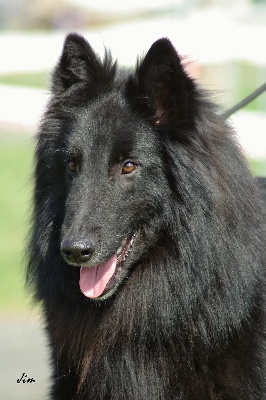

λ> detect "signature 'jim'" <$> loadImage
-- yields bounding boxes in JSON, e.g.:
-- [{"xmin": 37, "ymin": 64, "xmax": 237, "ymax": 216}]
[{"xmin": 17, "ymin": 373, "xmax": 36, "ymax": 383}]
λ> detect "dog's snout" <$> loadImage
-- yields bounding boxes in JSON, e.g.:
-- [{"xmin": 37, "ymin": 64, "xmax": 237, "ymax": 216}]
[{"xmin": 61, "ymin": 238, "xmax": 95, "ymax": 265}]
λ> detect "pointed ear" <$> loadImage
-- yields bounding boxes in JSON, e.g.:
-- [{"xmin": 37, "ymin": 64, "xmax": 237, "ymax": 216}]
[
  {"xmin": 126, "ymin": 38, "xmax": 196, "ymax": 127},
  {"xmin": 52, "ymin": 33, "xmax": 116, "ymax": 99}
]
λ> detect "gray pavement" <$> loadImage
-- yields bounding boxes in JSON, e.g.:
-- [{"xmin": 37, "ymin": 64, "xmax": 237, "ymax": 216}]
[{"xmin": 0, "ymin": 313, "xmax": 50, "ymax": 400}]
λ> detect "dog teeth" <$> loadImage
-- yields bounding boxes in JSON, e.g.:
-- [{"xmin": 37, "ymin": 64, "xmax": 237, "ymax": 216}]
[
  {"xmin": 116, "ymin": 233, "xmax": 137, "ymax": 263},
  {"xmin": 117, "ymin": 245, "xmax": 124, "ymax": 255},
  {"xmin": 117, "ymin": 237, "xmax": 128, "ymax": 255}
]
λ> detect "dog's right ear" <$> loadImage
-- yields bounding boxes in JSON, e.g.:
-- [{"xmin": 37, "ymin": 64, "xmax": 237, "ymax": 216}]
[{"xmin": 52, "ymin": 33, "xmax": 115, "ymax": 99}]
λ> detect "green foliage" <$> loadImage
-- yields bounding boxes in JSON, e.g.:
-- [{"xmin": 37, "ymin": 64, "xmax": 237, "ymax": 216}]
[
  {"xmin": 0, "ymin": 134, "xmax": 34, "ymax": 311},
  {"xmin": 0, "ymin": 71, "xmax": 50, "ymax": 89},
  {"xmin": 232, "ymin": 62, "xmax": 266, "ymax": 113},
  {"xmin": 249, "ymin": 159, "xmax": 266, "ymax": 177}
]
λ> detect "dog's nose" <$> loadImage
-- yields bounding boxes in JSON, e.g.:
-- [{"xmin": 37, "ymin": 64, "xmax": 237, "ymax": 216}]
[{"xmin": 61, "ymin": 238, "xmax": 95, "ymax": 265}]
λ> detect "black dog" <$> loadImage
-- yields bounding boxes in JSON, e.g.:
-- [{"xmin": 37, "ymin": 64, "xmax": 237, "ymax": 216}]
[{"xmin": 27, "ymin": 34, "xmax": 266, "ymax": 399}]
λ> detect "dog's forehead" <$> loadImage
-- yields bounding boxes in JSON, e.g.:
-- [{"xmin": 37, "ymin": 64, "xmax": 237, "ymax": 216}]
[
  {"xmin": 72, "ymin": 95, "xmax": 150, "ymax": 148},
  {"xmin": 68, "ymin": 106, "xmax": 156, "ymax": 165},
  {"xmin": 77, "ymin": 94, "xmax": 128, "ymax": 130}
]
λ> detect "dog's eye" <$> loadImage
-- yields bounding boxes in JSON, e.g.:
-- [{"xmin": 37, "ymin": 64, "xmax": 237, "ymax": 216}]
[
  {"xmin": 68, "ymin": 161, "xmax": 77, "ymax": 173},
  {"xmin": 122, "ymin": 161, "xmax": 137, "ymax": 174}
]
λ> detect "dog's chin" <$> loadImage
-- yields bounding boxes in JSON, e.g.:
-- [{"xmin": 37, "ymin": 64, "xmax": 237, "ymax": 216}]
[{"xmin": 79, "ymin": 232, "xmax": 138, "ymax": 301}]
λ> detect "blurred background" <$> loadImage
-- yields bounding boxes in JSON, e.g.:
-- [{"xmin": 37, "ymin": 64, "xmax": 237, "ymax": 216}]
[{"xmin": 0, "ymin": 0, "xmax": 266, "ymax": 398}]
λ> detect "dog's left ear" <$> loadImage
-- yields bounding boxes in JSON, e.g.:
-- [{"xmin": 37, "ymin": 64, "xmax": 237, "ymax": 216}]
[{"xmin": 126, "ymin": 38, "xmax": 196, "ymax": 127}]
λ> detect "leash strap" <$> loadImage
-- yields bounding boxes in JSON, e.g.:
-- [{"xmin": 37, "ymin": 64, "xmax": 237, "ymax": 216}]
[{"xmin": 222, "ymin": 82, "xmax": 266, "ymax": 119}]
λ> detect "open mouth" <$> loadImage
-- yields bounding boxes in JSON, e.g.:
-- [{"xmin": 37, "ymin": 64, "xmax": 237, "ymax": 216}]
[{"xmin": 79, "ymin": 232, "xmax": 137, "ymax": 300}]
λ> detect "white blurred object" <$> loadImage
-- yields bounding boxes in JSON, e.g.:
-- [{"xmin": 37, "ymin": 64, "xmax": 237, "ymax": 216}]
[
  {"xmin": 0, "ymin": 85, "xmax": 49, "ymax": 131},
  {"xmin": 0, "ymin": 84, "xmax": 265, "ymax": 161},
  {"xmin": 0, "ymin": 11, "xmax": 266, "ymax": 73},
  {"xmin": 230, "ymin": 112, "xmax": 266, "ymax": 159},
  {"xmin": 68, "ymin": 0, "xmax": 179, "ymax": 14}
]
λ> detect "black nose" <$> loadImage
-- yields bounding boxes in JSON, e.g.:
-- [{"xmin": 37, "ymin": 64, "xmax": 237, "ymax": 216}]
[{"xmin": 61, "ymin": 238, "xmax": 95, "ymax": 265}]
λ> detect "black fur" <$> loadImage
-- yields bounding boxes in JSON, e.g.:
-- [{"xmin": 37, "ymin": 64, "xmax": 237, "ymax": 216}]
[{"xmin": 27, "ymin": 34, "xmax": 266, "ymax": 399}]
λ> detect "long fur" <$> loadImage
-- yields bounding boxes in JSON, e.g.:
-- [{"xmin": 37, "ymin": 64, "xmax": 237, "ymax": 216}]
[{"xmin": 27, "ymin": 34, "xmax": 266, "ymax": 399}]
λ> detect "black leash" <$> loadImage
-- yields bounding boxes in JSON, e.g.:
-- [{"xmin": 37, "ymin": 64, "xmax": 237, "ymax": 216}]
[{"xmin": 222, "ymin": 82, "xmax": 266, "ymax": 119}]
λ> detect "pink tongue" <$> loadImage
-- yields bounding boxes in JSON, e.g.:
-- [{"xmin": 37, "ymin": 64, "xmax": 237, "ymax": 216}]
[{"xmin": 79, "ymin": 255, "xmax": 117, "ymax": 298}]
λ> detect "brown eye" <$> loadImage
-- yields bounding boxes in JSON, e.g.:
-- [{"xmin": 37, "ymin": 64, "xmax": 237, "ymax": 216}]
[
  {"xmin": 122, "ymin": 161, "xmax": 137, "ymax": 174},
  {"xmin": 68, "ymin": 161, "xmax": 77, "ymax": 173}
]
